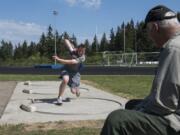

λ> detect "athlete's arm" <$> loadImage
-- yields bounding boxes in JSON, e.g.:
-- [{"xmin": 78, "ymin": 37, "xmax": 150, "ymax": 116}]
[
  {"xmin": 52, "ymin": 55, "xmax": 78, "ymax": 64},
  {"xmin": 64, "ymin": 39, "xmax": 75, "ymax": 52}
]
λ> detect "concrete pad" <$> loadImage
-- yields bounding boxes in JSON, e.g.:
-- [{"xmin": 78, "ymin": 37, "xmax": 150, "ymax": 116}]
[{"xmin": 0, "ymin": 81, "xmax": 127, "ymax": 124}]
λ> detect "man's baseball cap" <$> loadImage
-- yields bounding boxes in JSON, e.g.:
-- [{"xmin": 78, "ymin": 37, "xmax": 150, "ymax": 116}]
[
  {"xmin": 178, "ymin": 12, "xmax": 180, "ymax": 22},
  {"xmin": 144, "ymin": 5, "xmax": 178, "ymax": 28}
]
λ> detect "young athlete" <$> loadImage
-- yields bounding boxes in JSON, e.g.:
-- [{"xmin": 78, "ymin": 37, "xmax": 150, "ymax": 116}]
[{"xmin": 52, "ymin": 39, "xmax": 86, "ymax": 105}]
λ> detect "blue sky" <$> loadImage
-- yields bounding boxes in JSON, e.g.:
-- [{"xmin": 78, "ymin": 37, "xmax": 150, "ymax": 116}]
[{"xmin": 0, "ymin": 0, "xmax": 179, "ymax": 45}]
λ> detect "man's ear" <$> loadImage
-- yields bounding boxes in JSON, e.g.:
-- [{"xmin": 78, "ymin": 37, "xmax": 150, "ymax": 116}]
[{"xmin": 151, "ymin": 22, "xmax": 159, "ymax": 33}]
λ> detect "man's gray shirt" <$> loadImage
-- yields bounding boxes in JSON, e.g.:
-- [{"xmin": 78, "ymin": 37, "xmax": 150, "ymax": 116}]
[{"xmin": 136, "ymin": 32, "xmax": 180, "ymax": 131}]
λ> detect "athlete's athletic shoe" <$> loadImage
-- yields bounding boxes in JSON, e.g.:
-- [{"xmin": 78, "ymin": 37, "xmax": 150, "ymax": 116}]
[
  {"xmin": 56, "ymin": 97, "xmax": 63, "ymax": 106},
  {"xmin": 76, "ymin": 90, "xmax": 80, "ymax": 97},
  {"xmin": 71, "ymin": 88, "xmax": 80, "ymax": 97}
]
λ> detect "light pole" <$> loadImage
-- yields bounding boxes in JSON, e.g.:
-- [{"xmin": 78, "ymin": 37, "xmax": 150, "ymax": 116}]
[
  {"xmin": 96, "ymin": 25, "xmax": 98, "ymax": 52},
  {"xmin": 53, "ymin": 10, "xmax": 58, "ymax": 65},
  {"xmin": 134, "ymin": 28, "xmax": 138, "ymax": 65},
  {"xmin": 123, "ymin": 23, "xmax": 126, "ymax": 54}
]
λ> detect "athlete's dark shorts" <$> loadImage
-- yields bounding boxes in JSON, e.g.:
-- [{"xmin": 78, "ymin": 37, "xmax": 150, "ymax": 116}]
[{"xmin": 60, "ymin": 70, "xmax": 80, "ymax": 88}]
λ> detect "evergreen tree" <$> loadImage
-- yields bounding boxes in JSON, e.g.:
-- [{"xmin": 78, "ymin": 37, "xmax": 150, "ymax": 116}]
[
  {"xmin": 55, "ymin": 32, "xmax": 64, "ymax": 56},
  {"xmin": 100, "ymin": 33, "xmax": 109, "ymax": 52},
  {"xmin": 22, "ymin": 41, "xmax": 28, "ymax": 58},
  {"xmin": 46, "ymin": 25, "xmax": 55, "ymax": 58},
  {"xmin": 27, "ymin": 42, "xmax": 37, "ymax": 57},
  {"xmin": 47, "ymin": 25, "xmax": 54, "ymax": 39},
  {"xmin": 136, "ymin": 22, "xmax": 156, "ymax": 52},
  {"xmin": 71, "ymin": 34, "xmax": 78, "ymax": 47},
  {"xmin": 37, "ymin": 33, "xmax": 47, "ymax": 57},
  {"xmin": 114, "ymin": 25, "xmax": 123, "ymax": 51},
  {"xmin": 0, "ymin": 40, "xmax": 13, "ymax": 60},
  {"xmin": 14, "ymin": 44, "xmax": 23, "ymax": 59},
  {"xmin": 109, "ymin": 28, "xmax": 116, "ymax": 51},
  {"xmin": 84, "ymin": 39, "xmax": 91, "ymax": 55},
  {"xmin": 125, "ymin": 20, "xmax": 135, "ymax": 52},
  {"xmin": 91, "ymin": 35, "xmax": 99, "ymax": 52}
]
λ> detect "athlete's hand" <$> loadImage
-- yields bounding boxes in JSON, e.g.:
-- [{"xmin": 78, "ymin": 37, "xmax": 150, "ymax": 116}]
[{"xmin": 52, "ymin": 55, "xmax": 60, "ymax": 60}]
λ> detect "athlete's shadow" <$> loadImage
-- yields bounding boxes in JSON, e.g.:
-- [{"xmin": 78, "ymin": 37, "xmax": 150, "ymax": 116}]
[{"xmin": 31, "ymin": 98, "xmax": 71, "ymax": 104}]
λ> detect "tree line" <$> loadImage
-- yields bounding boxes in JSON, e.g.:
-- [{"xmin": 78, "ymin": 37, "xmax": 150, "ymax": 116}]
[{"xmin": 0, "ymin": 20, "xmax": 160, "ymax": 66}]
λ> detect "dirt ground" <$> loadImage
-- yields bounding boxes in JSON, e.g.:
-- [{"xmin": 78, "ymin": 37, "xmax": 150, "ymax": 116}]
[
  {"xmin": 0, "ymin": 81, "xmax": 17, "ymax": 118},
  {"xmin": 24, "ymin": 120, "xmax": 104, "ymax": 131}
]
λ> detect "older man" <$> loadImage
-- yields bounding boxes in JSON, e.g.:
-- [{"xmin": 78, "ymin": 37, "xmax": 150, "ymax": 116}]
[{"xmin": 101, "ymin": 5, "xmax": 180, "ymax": 135}]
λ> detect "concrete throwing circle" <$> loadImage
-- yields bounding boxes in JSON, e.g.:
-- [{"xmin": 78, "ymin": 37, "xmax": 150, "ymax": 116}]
[
  {"xmin": 22, "ymin": 87, "xmax": 89, "ymax": 95},
  {"xmin": 29, "ymin": 97, "xmax": 122, "ymax": 115}
]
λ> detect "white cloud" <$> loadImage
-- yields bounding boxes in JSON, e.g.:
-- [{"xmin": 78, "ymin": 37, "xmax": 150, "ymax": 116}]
[
  {"xmin": 0, "ymin": 20, "xmax": 46, "ymax": 45},
  {"xmin": 64, "ymin": 0, "xmax": 101, "ymax": 8},
  {"xmin": 65, "ymin": 0, "xmax": 77, "ymax": 6}
]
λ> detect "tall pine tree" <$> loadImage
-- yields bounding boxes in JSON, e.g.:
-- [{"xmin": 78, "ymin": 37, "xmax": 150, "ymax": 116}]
[
  {"xmin": 84, "ymin": 39, "xmax": 91, "ymax": 55},
  {"xmin": 0, "ymin": 40, "xmax": 13, "ymax": 60},
  {"xmin": 100, "ymin": 33, "xmax": 108, "ymax": 52},
  {"xmin": 109, "ymin": 28, "xmax": 115, "ymax": 51},
  {"xmin": 91, "ymin": 35, "xmax": 99, "ymax": 53}
]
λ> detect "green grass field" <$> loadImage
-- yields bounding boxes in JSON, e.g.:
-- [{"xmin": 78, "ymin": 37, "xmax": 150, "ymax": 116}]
[
  {"xmin": 82, "ymin": 75, "xmax": 153, "ymax": 99},
  {"xmin": 0, "ymin": 74, "xmax": 154, "ymax": 135}
]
